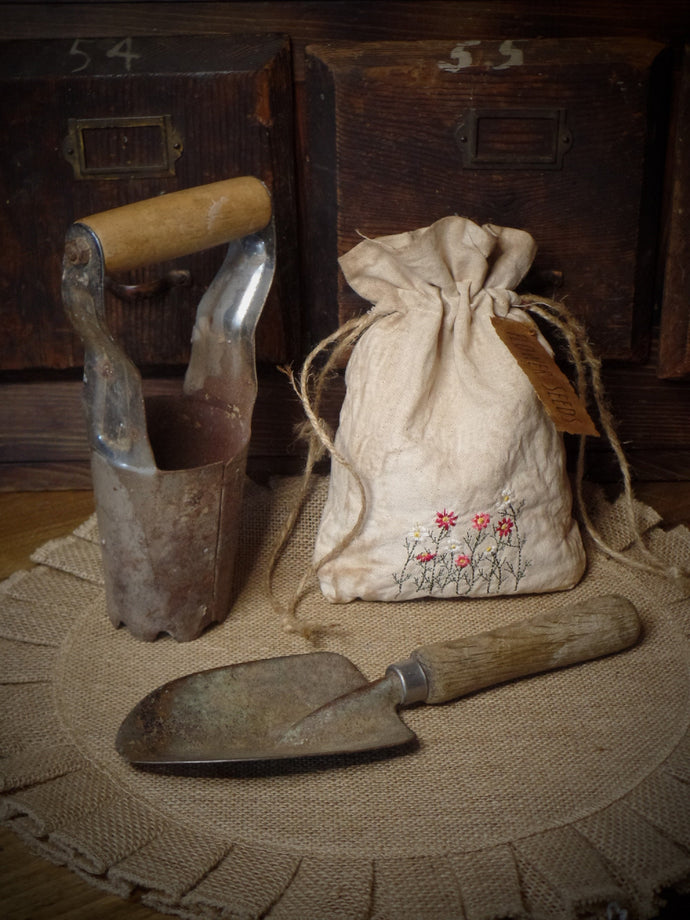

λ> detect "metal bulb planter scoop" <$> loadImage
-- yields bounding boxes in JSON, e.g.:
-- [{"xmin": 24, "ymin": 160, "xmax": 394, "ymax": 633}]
[{"xmin": 62, "ymin": 177, "xmax": 274, "ymax": 641}]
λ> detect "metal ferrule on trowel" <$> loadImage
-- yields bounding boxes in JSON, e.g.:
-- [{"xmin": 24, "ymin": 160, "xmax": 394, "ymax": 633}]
[{"xmin": 62, "ymin": 177, "xmax": 274, "ymax": 642}]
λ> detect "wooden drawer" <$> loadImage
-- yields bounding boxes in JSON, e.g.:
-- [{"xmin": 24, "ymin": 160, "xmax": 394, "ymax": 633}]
[
  {"xmin": 304, "ymin": 38, "xmax": 668, "ymax": 361},
  {"xmin": 659, "ymin": 43, "xmax": 690, "ymax": 379},
  {"xmin": 0, "ymin": 34, "xmax": 298, "ymax": 372}
]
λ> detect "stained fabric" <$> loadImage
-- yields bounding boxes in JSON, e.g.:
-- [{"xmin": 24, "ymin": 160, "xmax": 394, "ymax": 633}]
[{"xmin": 315, "ymin": 218, "xmax": 585, "ymax": 602}]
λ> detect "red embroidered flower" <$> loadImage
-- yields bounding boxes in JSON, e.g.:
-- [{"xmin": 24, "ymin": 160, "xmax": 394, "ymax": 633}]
[
  {"xmin": 416, "ymin": 552, "xmax": 436, "ymax": 563},
  {"xmin": 472, "ymin": 512, "xmax": 491, "ymax": 531},
  {"xmin": 435, "ymin": 509, "xmax": 458, "ymax": 531},
  {"xmin": 496, "ymin": 517, "xmax": 514, "ymax": 538},
  {"xmin": 455, "ymin": 554, "xmax": 471, "ymax": 569}
]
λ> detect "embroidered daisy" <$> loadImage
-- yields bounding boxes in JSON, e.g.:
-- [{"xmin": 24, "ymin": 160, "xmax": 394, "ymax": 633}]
[
  {"xmin": 407, "ymin": 524, "xmax": 430, "ymax": 542},
  {"xmin": 472, "ymin": 512, "xmax": 491, "ymax": 531},
  {"xmin": 497, "ymin": 487, "xmax": 514, "ymax": 510},
  {"xmin": 455, "ymin": 554, "xmax": 471, "ymax": 568},
  {"xmin": 435, "ymin": 509, "xmax": 458, "ymax": 531},
  {"xmin": 495, "ymin": 517, "xmax": 514, "ymax": 538},
  {"xmin": 416, "ymin": 552, "xmax": 436, "ymax": 563}
]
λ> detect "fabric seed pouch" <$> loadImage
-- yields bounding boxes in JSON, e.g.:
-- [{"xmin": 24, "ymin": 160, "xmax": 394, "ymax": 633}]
[{"xmin": 313, "ymin": 216, "xmax": 587, "ymax": 603}]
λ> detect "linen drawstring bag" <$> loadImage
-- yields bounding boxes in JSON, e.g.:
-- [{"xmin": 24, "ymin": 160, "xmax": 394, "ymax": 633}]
[{"xmin": 312, "ymin": 216, "xmax": 587, "ymax": 603}]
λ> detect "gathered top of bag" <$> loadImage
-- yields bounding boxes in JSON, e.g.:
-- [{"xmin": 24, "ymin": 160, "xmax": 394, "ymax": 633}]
[{"xmin": 342, "ymin": 217, "xmax": 538, "ymax": 312}]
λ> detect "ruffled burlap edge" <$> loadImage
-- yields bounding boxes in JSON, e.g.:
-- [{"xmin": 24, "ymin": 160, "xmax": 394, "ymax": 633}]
[{"xmin": 1, "ymin": 481, "xmax": 689, "ymax": 920}]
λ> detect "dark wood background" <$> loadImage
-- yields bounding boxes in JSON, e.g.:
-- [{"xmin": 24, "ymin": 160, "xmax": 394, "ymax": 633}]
[{"xmin": 1, "ymin": 1, "xmax": 690, "ymax": 489}]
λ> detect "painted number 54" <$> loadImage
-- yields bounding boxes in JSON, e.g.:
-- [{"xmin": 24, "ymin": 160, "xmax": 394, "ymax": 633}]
[{"xmin": 69, "ymin": 38, "xmax": 141, "ymax": 74}]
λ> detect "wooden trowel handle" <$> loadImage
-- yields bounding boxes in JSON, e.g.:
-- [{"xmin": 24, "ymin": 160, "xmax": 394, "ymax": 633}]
[
  {"xmin": 411, "ymin": 595, "xmax": 641, "ymax": 705},
  {"xmin": 76, "ymin": 176, "xmax": 271, "ymax": 273}
]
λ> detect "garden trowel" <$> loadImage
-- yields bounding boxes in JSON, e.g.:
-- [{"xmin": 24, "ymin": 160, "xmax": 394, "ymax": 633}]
[{"xmin": 116, "ymin": 595, "xmax": 641, "ymax": 765}]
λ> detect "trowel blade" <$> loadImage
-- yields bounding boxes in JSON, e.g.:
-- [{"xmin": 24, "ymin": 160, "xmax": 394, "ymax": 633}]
[{"xmin": 115, "ymin": 651, "xmax": 414, "ymax": 764}]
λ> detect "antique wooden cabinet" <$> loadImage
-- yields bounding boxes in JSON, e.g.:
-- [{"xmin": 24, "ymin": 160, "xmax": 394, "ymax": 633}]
[
  {"xmin": 1, "ymin": 1, "xmax": 689, "ymax": 487},
  {"xmin": 659, "ymin": 43, "xmax": 690, "ymax": 379},
  {"xmin": 303, "ymin": 37, "xmax": 666, "ymax": 360},
  {"xmin": 0, "ymin": 34, "xmax": 299, "ymax": 372}
]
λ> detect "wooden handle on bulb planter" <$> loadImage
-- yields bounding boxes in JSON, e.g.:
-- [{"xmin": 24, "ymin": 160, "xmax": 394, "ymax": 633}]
[
  {"xmin": 401, "ymin": 595, "xmax": 642, "ymax": 705},
  {"xmin": 76, "ymin": 176, "xmax": 272, "ymax": 273}
]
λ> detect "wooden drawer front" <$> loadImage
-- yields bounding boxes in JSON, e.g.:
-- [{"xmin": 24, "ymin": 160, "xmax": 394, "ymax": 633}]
[
  {"xmin": 0, "ymin": 34, "xmax": 298, "ymax": 371},
  {"xmin": 304, "ymin": 38, "xmax": 666, "ymax": 360},
  {"xmin": 659, "ymin": 44, "xmax": 690, "ymax": 379}
]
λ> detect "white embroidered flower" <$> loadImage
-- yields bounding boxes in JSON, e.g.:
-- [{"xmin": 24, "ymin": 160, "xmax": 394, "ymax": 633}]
[
  {"xmin": 497, "ymin": 487, "xmax": 514, "ymax": 510},
  {"xmin": 407, "ymin": 524, "xmax": 430, "ymax": 542},
  {"xmin": 484, "ymin": 543, "xmax": 497, "ymax": 556}
]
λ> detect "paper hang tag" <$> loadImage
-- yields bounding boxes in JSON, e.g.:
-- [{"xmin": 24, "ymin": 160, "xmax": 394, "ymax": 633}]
[{"xmin": 491, "ymin": 315, "xmax": 599, "ymax": 437}]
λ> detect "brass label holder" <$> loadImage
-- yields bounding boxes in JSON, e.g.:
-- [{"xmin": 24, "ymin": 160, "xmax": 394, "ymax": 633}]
[
  {"xmin": 456, "ymin": 108, "xmax": 572, "ymax": 170},
  {"xmin": 62, "ymin": 114, "xmax": 183, "ymax": 179}
]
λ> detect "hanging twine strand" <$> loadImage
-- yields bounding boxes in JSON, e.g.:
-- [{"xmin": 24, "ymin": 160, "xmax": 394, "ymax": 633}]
[
  {"xmin": 522, "ymin": 295, "xmax": 689, "ymax": 586},
  {"xmin": 266, "ymin": 311, "xmax": 382, "ymax": 638}
]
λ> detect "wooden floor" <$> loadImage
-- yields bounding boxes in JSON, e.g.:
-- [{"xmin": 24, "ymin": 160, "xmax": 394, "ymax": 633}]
[{"xmin": 1, "ymin": 484, "xmax": 689, "ymax": 919}]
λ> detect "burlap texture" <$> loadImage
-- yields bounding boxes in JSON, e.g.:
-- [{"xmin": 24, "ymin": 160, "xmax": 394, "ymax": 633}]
[{"xmin": 1, "ymin": 477, "xmax": 689, "ymax": 920}]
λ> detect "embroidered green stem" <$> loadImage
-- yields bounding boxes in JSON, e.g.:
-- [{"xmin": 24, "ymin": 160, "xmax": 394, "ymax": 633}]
[{"xmin": 393, "ymin": 496, "xmax": 531, "ymax": 597}]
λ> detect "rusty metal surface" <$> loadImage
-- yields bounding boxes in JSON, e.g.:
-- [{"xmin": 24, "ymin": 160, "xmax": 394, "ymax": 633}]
[
  {"xmin": 62, "ymin": 210, "xmax": 275, "ymax": 642},
  {"xmin": 62, "ymin": 224, "xmax": 155, "ymax": 472},
  {"xmin": 92, "ymin": 444, "xmax": 247, "ymax": 642},
  {"xmin": 278, "ymin": 673, "xmax": 414, "ymax": 758},
  {"xmin": 114, "ymin": 652, "xmax": 393, "ymax": 764}
]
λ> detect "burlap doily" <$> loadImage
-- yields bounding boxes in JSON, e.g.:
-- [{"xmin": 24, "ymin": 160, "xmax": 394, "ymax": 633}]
[{"xmin": 1, "ymin": 477, "xmax": 689, "ymax": 920}]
